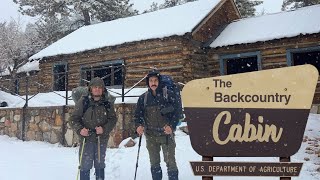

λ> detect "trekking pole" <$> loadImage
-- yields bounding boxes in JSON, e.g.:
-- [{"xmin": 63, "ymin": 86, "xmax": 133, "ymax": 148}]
[
  {"xmin": 97, "ymin": 135, "xmax": 101, "ymax": 163},
  {"xmin": 166, "ymin": 135, "xmax": 169, "ymax": 164},
  {"xmin": 76, "ymin": 138, "xmax": 86, "ymax": 180},
  {"xmin": 134, "ymin": 135, "xmax": 142, "ymax": 180}
]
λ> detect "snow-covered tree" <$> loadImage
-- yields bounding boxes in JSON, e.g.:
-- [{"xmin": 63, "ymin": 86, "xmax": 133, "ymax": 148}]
[
  {"xmin": 281, "ymin": 0, "xmax": 320, "ymax": 11},
  {"xmin": 0, "ymin": 20, "xmax": 44, "ymax": 93},
  {"xmin": 234, "ymin": 0, "xmax": 263, "ymax": 18},
  {"xmin": 143, "ymin": 0, "xmax": 197, "ymax": 13},
  {"xmin": 143, "ymin": 2, "xmax": 160, "ymax": 13},
  {"xmin": 143, "ymin": 0, "xmax": 261, "ymax": 18},
  {"xmin": 13, "ymin": 0, "xmax": 138, "ymax": 26},
  {"xmin": 160, "ymin": 0, "xmax": 196, "ymax": 8},
  {"xmin": 34, "ymin": 16, "xmax": 76, "ymax": 47}
]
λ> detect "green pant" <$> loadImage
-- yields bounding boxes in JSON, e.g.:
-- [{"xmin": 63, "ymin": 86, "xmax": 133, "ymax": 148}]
[{"xmin": 146, "ymin": 133, "xmax": 178, "ymax": 172}]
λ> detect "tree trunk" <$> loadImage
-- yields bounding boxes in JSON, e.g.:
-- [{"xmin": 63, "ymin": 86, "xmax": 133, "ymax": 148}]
[{"xmin": 82, "ymin": 9, "xmax": 91, "ymax": 26}]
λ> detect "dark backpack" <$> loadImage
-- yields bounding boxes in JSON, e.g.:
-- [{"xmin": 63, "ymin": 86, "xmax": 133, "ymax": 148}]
[{"xmin": 144, "ymin": 75, "xmax": 184, "ymax": 123}]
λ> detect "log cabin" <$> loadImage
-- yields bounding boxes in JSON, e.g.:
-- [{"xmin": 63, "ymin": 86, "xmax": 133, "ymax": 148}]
[{"xmin": 23, "ymin": 0, "xmax": 240, "ymax": 94}]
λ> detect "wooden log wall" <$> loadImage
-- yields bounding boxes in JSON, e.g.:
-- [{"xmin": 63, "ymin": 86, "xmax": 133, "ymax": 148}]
[
  {"xmin": 208, "ymin": 33, "xmax": 320, "ymax": 103},
  {"xmin": 37, "ymin": 36, "xmax": 206, "ymax": 92},
  {"xmin": 0, "ymin": 71, "xmax": 40, "ymax": 96}
]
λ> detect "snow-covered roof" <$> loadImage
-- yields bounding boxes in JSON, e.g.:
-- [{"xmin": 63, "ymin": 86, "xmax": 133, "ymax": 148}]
[
  {"xmin": 210, "ymin": 5, "xmax": 320, "ymax": 48},
  {"xmin": 30, "ymin": 0, "xmax": 220, "ymax": 60},
  {"xmin": 0, "ymin": 60, "xmax": 39, "ymax": 76}
]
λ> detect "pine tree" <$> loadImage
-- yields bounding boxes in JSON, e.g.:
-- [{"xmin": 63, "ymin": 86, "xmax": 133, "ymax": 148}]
[
  {"xmin": 234, "ymin": 0, "xmax": 263, "ymax": 18},
  {"xmin": 144, "ymin": 0, "xmax": 197, "ymax": 13},
  {"xmin": 282, "ymin": 0, "xmax": 320, "ymax": 11},
  {"xmin": 13, "ymin": 0, "xmax": 138, "ymax": 26},
  {"xmin": 34, "ymin": 16, "xmax": 75, "ymax": 47}
]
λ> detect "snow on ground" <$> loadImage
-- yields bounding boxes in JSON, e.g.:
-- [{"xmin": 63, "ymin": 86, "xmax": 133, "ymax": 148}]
[
  {"xmin": 0, "ymin": 114, "xmax": 319, "ymax": 180},
  {"xmin": 0, "ymin": 88, "xmax": 147, "ymax": 108}
]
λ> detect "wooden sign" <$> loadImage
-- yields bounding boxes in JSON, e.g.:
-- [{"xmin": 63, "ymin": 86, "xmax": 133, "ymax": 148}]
[{"xmin": 182, "ymin": 65, "xmax": 318, "ymax": 157}]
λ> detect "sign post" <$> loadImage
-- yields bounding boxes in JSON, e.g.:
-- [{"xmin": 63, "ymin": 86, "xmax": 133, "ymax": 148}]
[{"xmin": 182, "ymin": 65, "xmax": 318, "ymax": 179}]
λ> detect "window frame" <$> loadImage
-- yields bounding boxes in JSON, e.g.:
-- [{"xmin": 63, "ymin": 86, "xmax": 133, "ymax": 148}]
[
  {"xmin": 80, "ymin": 59, "xmax": 124, "ymax": 88},
  {"xmin": 219, "ymin": 51, "xmax": 262, "ymax": 75},
  {"xmin": 52, "ymin": 61, "xmax": 68, "ymax": 91},
  {"xmin": 286, "ymin": 46, "xmax": 320, "ymax": 66}
]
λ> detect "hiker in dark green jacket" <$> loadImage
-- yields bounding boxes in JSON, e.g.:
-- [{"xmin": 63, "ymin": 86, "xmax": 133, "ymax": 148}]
[
  {"xmin": 135, "ymin": 70, "xmax": 180, "ymax": 180},
  {"xmin": 69, "ymin": 77, "xmax": 117, "ymax": 180}
]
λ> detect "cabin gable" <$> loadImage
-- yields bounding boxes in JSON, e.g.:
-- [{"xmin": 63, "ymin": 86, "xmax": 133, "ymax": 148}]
[{"xmin": 192, "ymin": 0, "xmax": 240, "ymax": 43}]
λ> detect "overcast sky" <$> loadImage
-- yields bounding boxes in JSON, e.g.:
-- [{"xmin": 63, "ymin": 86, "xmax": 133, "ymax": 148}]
[{"xmin": 0, "ymin": 0, "xmax": 283, "ymax": 26}]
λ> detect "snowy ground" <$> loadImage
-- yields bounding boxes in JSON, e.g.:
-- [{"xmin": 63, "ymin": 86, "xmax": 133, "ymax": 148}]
[{"xmin": 0, "ymin": 115, "xmax": 319, "ymax": 180}]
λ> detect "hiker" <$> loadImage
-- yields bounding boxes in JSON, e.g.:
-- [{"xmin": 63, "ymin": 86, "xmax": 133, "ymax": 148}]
[
  {"xmin": 134, "ymin": 70, "xmax": 180, "ymax": 180},
  {"xmin": 69, "ymin": 77, "xmax": 117, "ymax": 180}
]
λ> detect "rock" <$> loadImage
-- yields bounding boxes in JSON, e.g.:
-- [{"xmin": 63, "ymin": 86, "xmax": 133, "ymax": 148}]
[
  {"xmin": 0, "ymin": 110, "xmax": 6, "ymax": 117},
  {"xmin": 4, "ymin": 119, "xmax": 11, "ymax": 127},
  {"xmin": 13, "ymin": 114, "xmax": 21, "ymax": 122},
  {"xmin": 39, "ymin": 121, "xmax": 52, "ymax": 132},
  {"xmin": 9, "ymin": 122, "xmax": 18, "ymax": 132},
  {"xmin": 179, "ymin": 126, "xmax": 189, "ymax": 135},
  {"xmin": 305, "ymin": 150, "xmax": 313, "ymax": 154},
  {"xmin": 28, "ymin": 123, "xmax": 39, "ymax": 131},
  {"xmin": 65, "ymin": 129, "xmax": 74, "ymax": 146},
  {"xmin": 35, "ymin": 116, "xmax": 41, "ymax": 123},
  {"xmin": 26, "ymin": 131, "xmax": 36, "ymax": 141},
  {"xmin": 50, "ymin": 131, "xmax": 59, "ymax": 144},
  {"xmin": 304, "ymin": 157, "xmax": 310, "ymax": 161},
  {"xmin": 55, "ymin": 114, "xmax": 63, "ymax": 126},
  {"xmin": 35, "ymin": 132, "xmax": 43, "ymax": 141},
  {"xmin": 0, "ymin": 117, "xmax": 6, "ymax": 123},
  {"xmin": 306, "ymin": 147, "xmax": 313, "ymax": 150},
  {"xmin": 124, "ymin": 138, "xmax": 135, "ymax": 147}
]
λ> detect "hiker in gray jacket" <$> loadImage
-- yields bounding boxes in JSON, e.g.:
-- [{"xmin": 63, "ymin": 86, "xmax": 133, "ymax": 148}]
[{"xmin": 69, "ymin": 77, "xmax": 117, "ymax": 180}]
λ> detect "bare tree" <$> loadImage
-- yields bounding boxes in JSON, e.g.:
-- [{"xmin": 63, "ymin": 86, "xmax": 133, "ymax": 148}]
[{"xmin": 0, "ymin": 19, "xmax": 43, "ymax": 93}]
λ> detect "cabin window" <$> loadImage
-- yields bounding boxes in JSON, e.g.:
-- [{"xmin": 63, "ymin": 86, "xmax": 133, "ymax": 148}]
[
  {"xmin": 219, "ymin": 51, "xmax": 262, "ymax": 75},
  {"xmin": 287, "ymin": 46, "xmax": 320, "ymax": 74},
  {"xmin": 81, "ymin": 60, "xmax": 123, "ymax": 88},
  {"xmin": 53, "ymin": 62, "xmax": 68, "ymax": 91}
]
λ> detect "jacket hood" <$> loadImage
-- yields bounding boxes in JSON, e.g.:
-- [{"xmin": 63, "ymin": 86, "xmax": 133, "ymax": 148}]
[
  {"xmin": 88, "ymin": 77, "xmax": 106, "ymax": 97},
  {"xmin": 89, "ymin": 77, "xmax": 105, "ymax": 88}
]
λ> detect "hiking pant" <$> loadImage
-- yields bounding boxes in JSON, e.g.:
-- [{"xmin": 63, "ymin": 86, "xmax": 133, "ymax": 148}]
[
  {"xmin": 146, "ymin": 133, "xmax": 178, "ymax": 172},
  {"xmin": 79, "ymin": 141, "xmax": 107, "ymax": 171}
]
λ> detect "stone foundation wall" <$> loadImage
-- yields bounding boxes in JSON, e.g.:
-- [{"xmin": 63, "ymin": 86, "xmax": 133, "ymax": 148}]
[{"xmin": 0, "ymin": 104, "xmax": 137, "ymax": 148}]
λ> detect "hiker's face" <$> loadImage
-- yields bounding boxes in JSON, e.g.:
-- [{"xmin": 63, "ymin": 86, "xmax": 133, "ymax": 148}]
[
  {"xmin": 91, "ymin": 86, "xmax": 103, "ymax": 98},
  {"xmin": 149, "ymin": 76, "xmax": 159, "ymax": 91}
]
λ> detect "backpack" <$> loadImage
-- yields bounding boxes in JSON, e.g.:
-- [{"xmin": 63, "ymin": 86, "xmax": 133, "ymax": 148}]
[
  {"xmin": 71, "ymin": 86, "xmax": 115, "ymax": 115},
  {"xmin": 81, "ymin": 96, "xmax": 111, "ymax": 115},
  {"xmin": 144, "ymin": 75, "xmax": 185, "ymax": 125}
]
